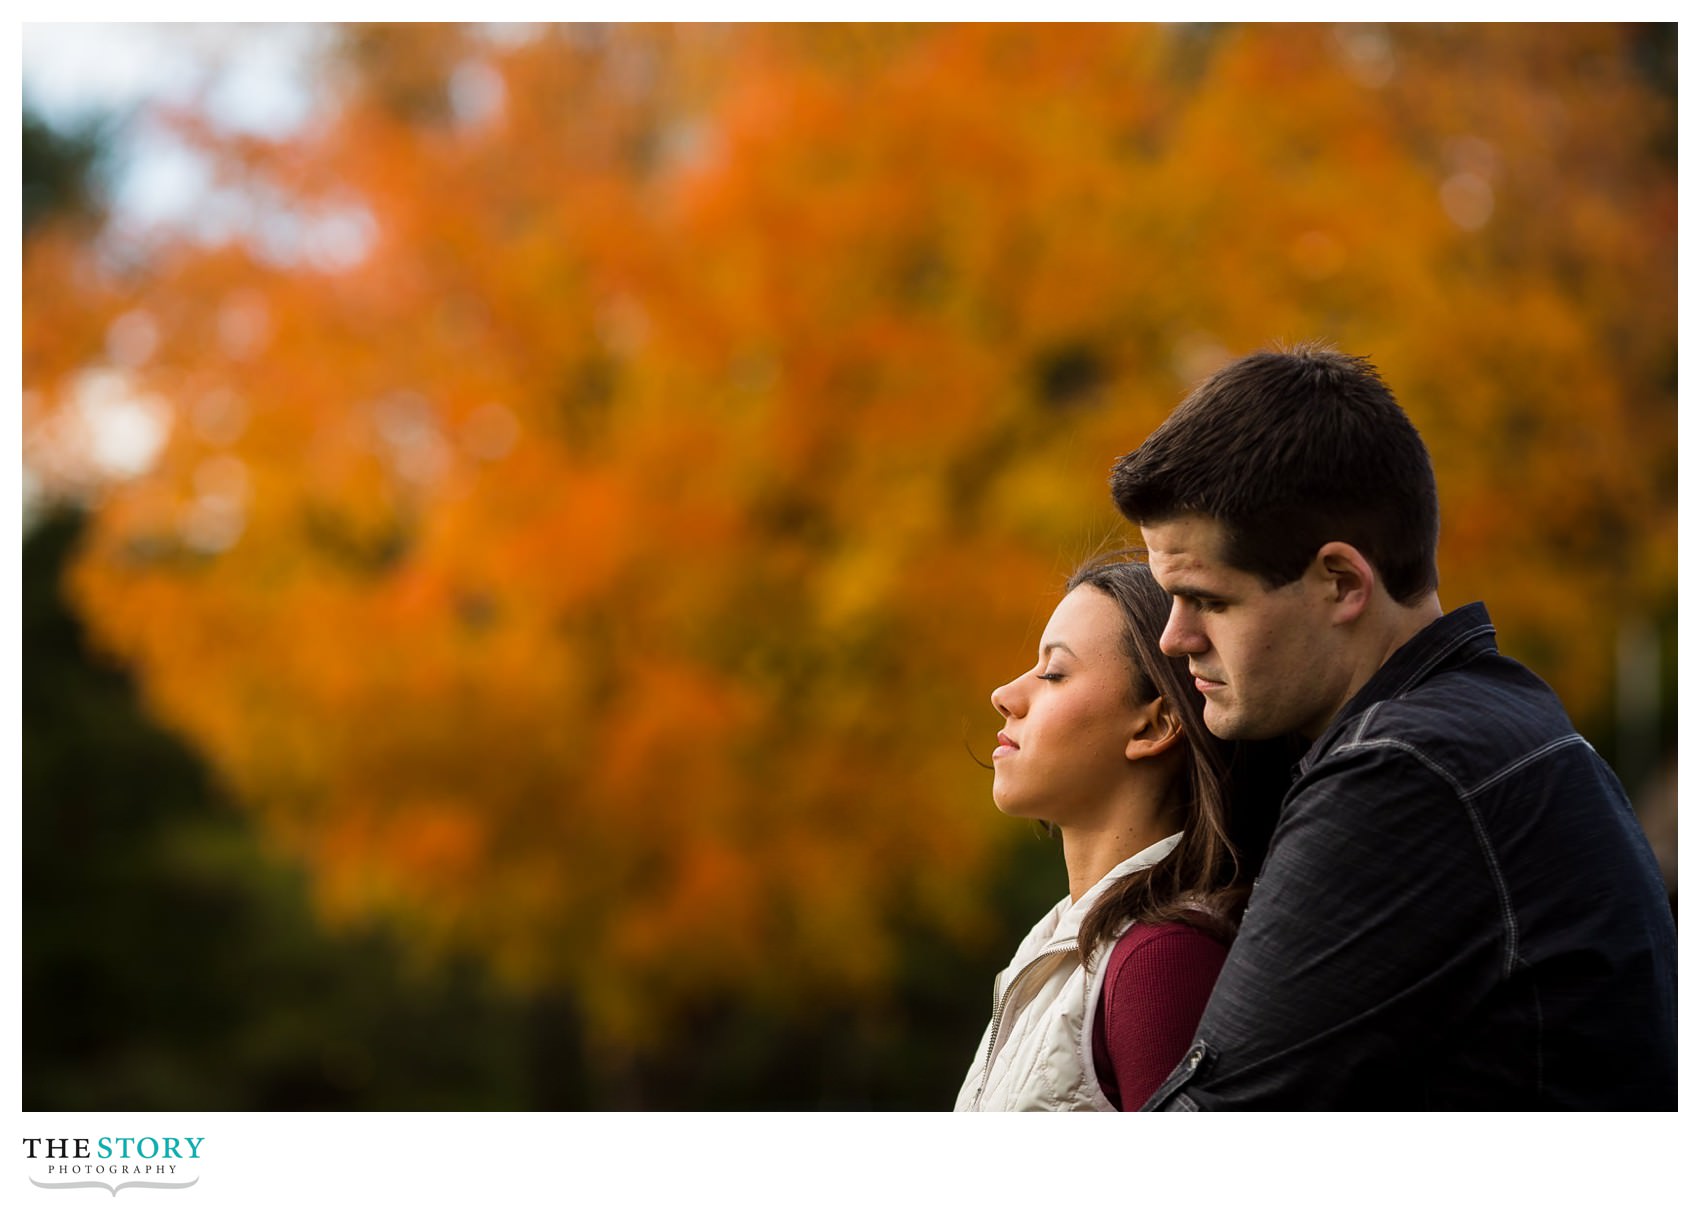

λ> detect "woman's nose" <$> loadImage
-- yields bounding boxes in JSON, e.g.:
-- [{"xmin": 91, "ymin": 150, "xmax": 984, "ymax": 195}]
[{"xmin": 990, "ymin": 680, "xmax": 1016, "ymax": 719}]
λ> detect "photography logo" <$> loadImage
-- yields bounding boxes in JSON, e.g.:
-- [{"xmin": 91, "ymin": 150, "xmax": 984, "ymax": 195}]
[{"xmin": 23, "ymin": 1136, "xmax": 203, "ymax": 1196}]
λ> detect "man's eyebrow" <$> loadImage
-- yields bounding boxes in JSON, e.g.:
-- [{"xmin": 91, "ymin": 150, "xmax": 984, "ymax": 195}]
[{"xmin": 1163, "ymin": 582, "xmax": 1220, "ymax": 601}]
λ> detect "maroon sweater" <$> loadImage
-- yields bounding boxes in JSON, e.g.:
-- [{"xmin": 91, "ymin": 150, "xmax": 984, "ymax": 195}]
[{"xmin": 1090, "ymin": 922, "xmax": 1228, "ymax": 1110}]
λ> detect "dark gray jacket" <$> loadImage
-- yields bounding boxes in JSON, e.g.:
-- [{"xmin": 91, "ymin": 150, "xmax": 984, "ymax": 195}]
[{"xmin": 1145, "ymin": 603, "xmax": 1677, "ymax": 1110}]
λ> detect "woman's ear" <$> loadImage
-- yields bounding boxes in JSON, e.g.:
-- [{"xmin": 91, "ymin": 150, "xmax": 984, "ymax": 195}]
[{"xmin": 1126, "ymin": 697, "xmax": 1184, "ymax": 762}]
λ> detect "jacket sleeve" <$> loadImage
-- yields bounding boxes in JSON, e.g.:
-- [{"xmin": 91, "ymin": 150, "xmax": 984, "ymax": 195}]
[
  {"xmin": 1144, "ymin": 741, "xmax": 1504, "ymax": 1109},
  {"xmin": 1097, "ymin": 923, "xmax": 1228, "ymax": 1110}
]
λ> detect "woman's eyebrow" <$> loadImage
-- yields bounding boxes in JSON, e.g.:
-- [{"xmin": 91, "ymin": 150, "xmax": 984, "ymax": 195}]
[{"xmin": 1040, "ymin": 641, "xmax": 1078, "ymax": 658}]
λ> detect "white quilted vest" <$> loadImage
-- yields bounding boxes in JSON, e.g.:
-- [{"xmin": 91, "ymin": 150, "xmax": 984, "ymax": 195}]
[{"xmin": 953, "ymin": 832, "xmax": 1183, "ymax": 1111}]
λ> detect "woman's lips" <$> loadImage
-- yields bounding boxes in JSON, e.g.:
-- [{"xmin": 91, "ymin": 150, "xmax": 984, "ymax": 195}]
[{"xmin": 992, "ymin": 731, "xmax": 1018, "ymax": 759}]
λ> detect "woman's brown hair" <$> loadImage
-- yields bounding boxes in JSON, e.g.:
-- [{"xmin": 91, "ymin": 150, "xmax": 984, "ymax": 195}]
[{"xmin": 1066, "ymin": 552, "xmax": 1287, "ymax": 959}]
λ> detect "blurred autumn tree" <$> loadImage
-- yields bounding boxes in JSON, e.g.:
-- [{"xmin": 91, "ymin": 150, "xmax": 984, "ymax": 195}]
[{"xmin": 22, "ymin": 24, "xmax": 1676, "ymax": 1092}]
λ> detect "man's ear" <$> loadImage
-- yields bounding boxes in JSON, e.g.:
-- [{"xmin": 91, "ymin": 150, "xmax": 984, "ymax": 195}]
[
  {"xmin": 1126, "ymin": 697, "xmax": 1184, "ymax": 762},
  {"xmin": 1313, "ymin": 541, "xmax": 1376, "ymax": 624}
]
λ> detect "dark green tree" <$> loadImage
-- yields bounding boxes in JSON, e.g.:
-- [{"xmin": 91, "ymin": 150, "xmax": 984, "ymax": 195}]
[
  {"xmin": 22, "ymin": 109, "xmax": 107, "ymax": 233},
  {"xmin": 24, "ymin": 510, "xmax": 539, "ymax": 1109}
]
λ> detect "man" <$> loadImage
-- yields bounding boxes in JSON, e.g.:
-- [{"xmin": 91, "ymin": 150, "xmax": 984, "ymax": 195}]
[{"xmin": 1110, "ymin": 344, "xmax": 1676, "ymax": 1109}]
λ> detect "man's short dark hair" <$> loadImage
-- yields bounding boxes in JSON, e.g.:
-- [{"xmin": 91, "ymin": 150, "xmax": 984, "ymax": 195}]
[{"xmin": 1109, "ymin": 344, "xmax": 1440, "ymax": 604}]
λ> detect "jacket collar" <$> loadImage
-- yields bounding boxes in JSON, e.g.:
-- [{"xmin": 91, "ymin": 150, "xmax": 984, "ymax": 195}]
[{"xmin": 1299, "ymin": 601, "xmax": 1498, "ymax": 775}]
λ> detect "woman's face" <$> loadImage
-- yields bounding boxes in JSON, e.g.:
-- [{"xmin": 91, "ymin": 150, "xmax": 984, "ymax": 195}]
[{"xmin": 989, "ymin": 585, "xmax": 1151, "ymax": 828}]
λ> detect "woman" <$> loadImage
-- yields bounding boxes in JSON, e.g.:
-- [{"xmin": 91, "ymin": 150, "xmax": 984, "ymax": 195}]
[{"xmin": 954, "ymin": 554, "xmax": 1281, "ymax": 1111}]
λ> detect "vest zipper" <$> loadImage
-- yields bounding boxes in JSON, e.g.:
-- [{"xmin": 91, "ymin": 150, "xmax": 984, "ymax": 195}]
[{"xmin": 969, "ymin": 940, "xmax": 1079, "ymax": 1110}]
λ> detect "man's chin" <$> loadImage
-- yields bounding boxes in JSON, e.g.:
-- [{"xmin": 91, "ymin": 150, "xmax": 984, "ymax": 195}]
[
  {"xmin": 1204, "ymin": 705, "xmax": 1296, "ymax": 743},
  {"xmin": 1202, "ymin": 703, "xmax": 1250, "ymax": 741},
  {"xmin": 1203, "ymin": 699, "xmax": 1244, "ymax": 737}
]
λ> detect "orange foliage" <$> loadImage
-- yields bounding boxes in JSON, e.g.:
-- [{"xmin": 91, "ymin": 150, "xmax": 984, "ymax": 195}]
[{"xmin": 23, "ymin": 24, "xmax": 1675, "ymax": 1048}]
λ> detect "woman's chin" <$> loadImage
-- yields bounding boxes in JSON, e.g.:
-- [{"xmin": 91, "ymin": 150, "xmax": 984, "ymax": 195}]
[{"xmin": 992, "ymin": 794, "xmax": 1044, "ymax": 822}]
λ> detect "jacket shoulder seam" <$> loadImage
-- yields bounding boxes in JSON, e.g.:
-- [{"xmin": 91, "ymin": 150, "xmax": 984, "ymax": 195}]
[
  {"xmin": 1463, "ymin": 732, "xmax": 1590, "ymax": 799},
  {"xmin": 1328, "ymin": 736, "xmax": 1521, "ymax": 975}
]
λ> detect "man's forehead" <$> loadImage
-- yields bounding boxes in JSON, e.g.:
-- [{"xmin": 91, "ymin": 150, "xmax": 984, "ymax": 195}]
[{"xmin": 1140, "ymin": 513, "xmax": 1231, "ymax": 565}]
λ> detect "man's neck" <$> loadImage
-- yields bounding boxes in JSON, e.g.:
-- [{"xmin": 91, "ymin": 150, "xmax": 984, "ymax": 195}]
[
  {"xmin": 1372, "ymin": 590, "xmax": 1445, "ymax": 671},
  {"xmin": 1304, "ymin": 592, "xmax": 1445, "ymax": 741}
]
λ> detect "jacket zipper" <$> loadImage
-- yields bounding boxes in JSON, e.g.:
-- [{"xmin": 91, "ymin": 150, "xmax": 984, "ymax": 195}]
[{"xmin": 970, "ymin": 940, "xmax": 1079, "ymax": 1110}]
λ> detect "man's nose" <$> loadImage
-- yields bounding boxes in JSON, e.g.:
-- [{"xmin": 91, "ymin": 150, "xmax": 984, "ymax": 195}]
[{"xmin": 1159, "ymin": 605, "xmax": 1202, "ymax": 657}]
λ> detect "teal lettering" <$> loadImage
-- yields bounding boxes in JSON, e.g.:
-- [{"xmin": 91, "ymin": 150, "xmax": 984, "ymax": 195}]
[
  {"xmin": 98, "ymin": 1138, "xmax": 112, "ymax": 1159},
  {"xmin": 185, "ymin": 1137, "xmax": 204, "ymax": 1160},
  {"xmin": 138, "ymin": 1138, "xmax": 158, "ymax": 1159},
  {"xmin": 162, "ymin": 1139, "xmax": 181, "ymax": 1159}
]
